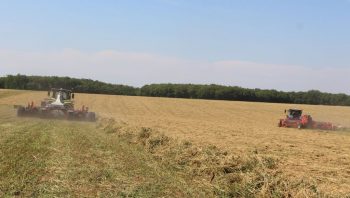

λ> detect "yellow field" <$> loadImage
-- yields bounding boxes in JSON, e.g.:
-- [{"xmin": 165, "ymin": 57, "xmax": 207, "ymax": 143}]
[{"xmin": 1, "ymin": 89, "xmax": 350, "ymax": 195}]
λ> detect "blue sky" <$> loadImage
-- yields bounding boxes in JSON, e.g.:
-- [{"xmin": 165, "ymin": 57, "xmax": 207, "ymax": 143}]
[{"xmin": 0, "ymin": 0, "xmax": 349, "ymax": 93}]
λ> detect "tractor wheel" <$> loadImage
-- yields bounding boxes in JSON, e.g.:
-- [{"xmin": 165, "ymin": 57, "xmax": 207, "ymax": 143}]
[
  {"xmin": 85, "ymin": 112, "xmax": 96, "ymax": 122},
  {"xmin": 17, "ymin": 107, "xmax": 25, "ymax": 117}
]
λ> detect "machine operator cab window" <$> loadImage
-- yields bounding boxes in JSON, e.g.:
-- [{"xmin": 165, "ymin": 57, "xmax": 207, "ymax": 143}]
[
  {"xmin": 51, "ymin": 90, "xmax": 57, "ymax": 99},
  {"xmin": 48, "ymin": 89, "xmax": 73, "ymax": 101},
  {"xmin": 61, "ymin": 91, "xmax": 70, "ymax": 100},
  {"xmin": 61, "ymin": 91, "xmax": 68, "ymax": 100},
  {"xmin": 286, "ymin": 109, "xmax": 302, "ymax": 119}
]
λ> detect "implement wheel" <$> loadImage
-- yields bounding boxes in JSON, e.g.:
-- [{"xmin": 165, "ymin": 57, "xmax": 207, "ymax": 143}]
[
  {"xmin": 86, "ymin": 112, "xmax": 96, "ymax": 122},
  {"xmin": 17, "ymin": 107, "xmax": 25, "ymax": 117},
  {"xmin": 297, "ymin": 123, "xmax": 303, "ymax": 129},
  {"xmin": 278, "ymin": 121, "xmax": 282, "ymax": 127},
  {"xmin": 67, "ymin": 111, "xmax": 75, "ymax": 120}
]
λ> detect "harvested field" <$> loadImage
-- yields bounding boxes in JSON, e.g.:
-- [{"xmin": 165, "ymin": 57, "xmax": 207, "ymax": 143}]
[{"xmin": 1, "ymin": 89, "xmax": 350, "ymax": 196}]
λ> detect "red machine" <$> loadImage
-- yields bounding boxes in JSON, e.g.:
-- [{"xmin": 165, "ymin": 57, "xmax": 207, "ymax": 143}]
[{"xmin": 278, "ymin": 109, "xmax": 337, "ymax": 130}]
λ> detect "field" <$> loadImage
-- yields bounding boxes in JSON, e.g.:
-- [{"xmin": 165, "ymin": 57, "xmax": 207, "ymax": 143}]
[{"xmin": 1, "ymin": 89, "xmax": 350, "ymax": 197}]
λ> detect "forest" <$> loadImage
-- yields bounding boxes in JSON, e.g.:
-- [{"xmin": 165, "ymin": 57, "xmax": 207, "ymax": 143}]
[
  {"xmin": 1, "ymin": 74, "xmax": 349, "ymax": 106},
  {"xmin": 0, "ymin": 74, "xmax": 137, "ymax": 96}
]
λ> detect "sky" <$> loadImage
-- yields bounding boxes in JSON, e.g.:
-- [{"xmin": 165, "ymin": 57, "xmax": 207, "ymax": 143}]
[{"xmin": 0, "ymin": 0, "xmax": 349, "ymax": 93}]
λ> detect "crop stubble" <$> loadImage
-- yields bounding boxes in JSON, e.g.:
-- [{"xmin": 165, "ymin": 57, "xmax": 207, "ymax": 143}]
[{"xmin": 1, "ymin": 89, "xmax": 350, "ymax": 194}]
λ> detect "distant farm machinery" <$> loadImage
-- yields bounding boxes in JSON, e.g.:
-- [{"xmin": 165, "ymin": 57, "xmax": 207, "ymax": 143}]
[
  {"xmin": 278, "ymin": 109, "xmax": 341, "ymax": 130},
  {"xmin": 14, "ymin": 88, "xmax": 96, "ymax": 122}
]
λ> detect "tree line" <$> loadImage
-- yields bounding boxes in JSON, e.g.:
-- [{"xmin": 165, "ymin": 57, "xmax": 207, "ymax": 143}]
[
  {"xmin": 1, "ymin": 74, "xmax": 349, "ymax": 106},
  {"xmin": 140, "ymin": 84, "xmax": 350, "ymax": 106},
  {"xmin": 0, "ymin": 74, "xmax": 138, "ymax": 96}
]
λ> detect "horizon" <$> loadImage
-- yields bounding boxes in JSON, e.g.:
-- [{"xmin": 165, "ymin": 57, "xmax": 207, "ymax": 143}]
[{"xmin": 0, "ymin": 1, "xmax": 349, "ymax": 94}]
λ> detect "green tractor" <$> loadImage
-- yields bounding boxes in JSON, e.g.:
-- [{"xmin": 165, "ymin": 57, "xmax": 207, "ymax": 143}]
[{"xmin": 15, "ymin": 88, "xmax": 96, "ymax": 122}]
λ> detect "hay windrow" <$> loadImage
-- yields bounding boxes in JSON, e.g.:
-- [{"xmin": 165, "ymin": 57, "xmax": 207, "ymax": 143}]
[{"xmin": 98, "ymin": 118, "xmax": 329, "ymax": 197}]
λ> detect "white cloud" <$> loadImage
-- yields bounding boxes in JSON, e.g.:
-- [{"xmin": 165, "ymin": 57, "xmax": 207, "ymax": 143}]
[{"xmin": 0, "ymin": 49, "xmax": 349, "ymax": 94}]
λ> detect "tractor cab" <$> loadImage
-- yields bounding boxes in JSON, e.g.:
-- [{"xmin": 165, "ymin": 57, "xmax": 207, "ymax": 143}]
[
  {"xmin": 48, "ymin": 88, "xmax": 74, "ymax": 101},
  {"xmin": 45, "ymin": 88, "xmax": 75, "ymax": 108},
  {"xmin": 285, "ymin": 109, "xmax": 302, "ymax": 119}
]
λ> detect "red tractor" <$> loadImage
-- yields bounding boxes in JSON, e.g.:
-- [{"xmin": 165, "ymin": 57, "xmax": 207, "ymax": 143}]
[{"xmin": 278, "ymin": 109, "xmax": 337, "ymax": 130}]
